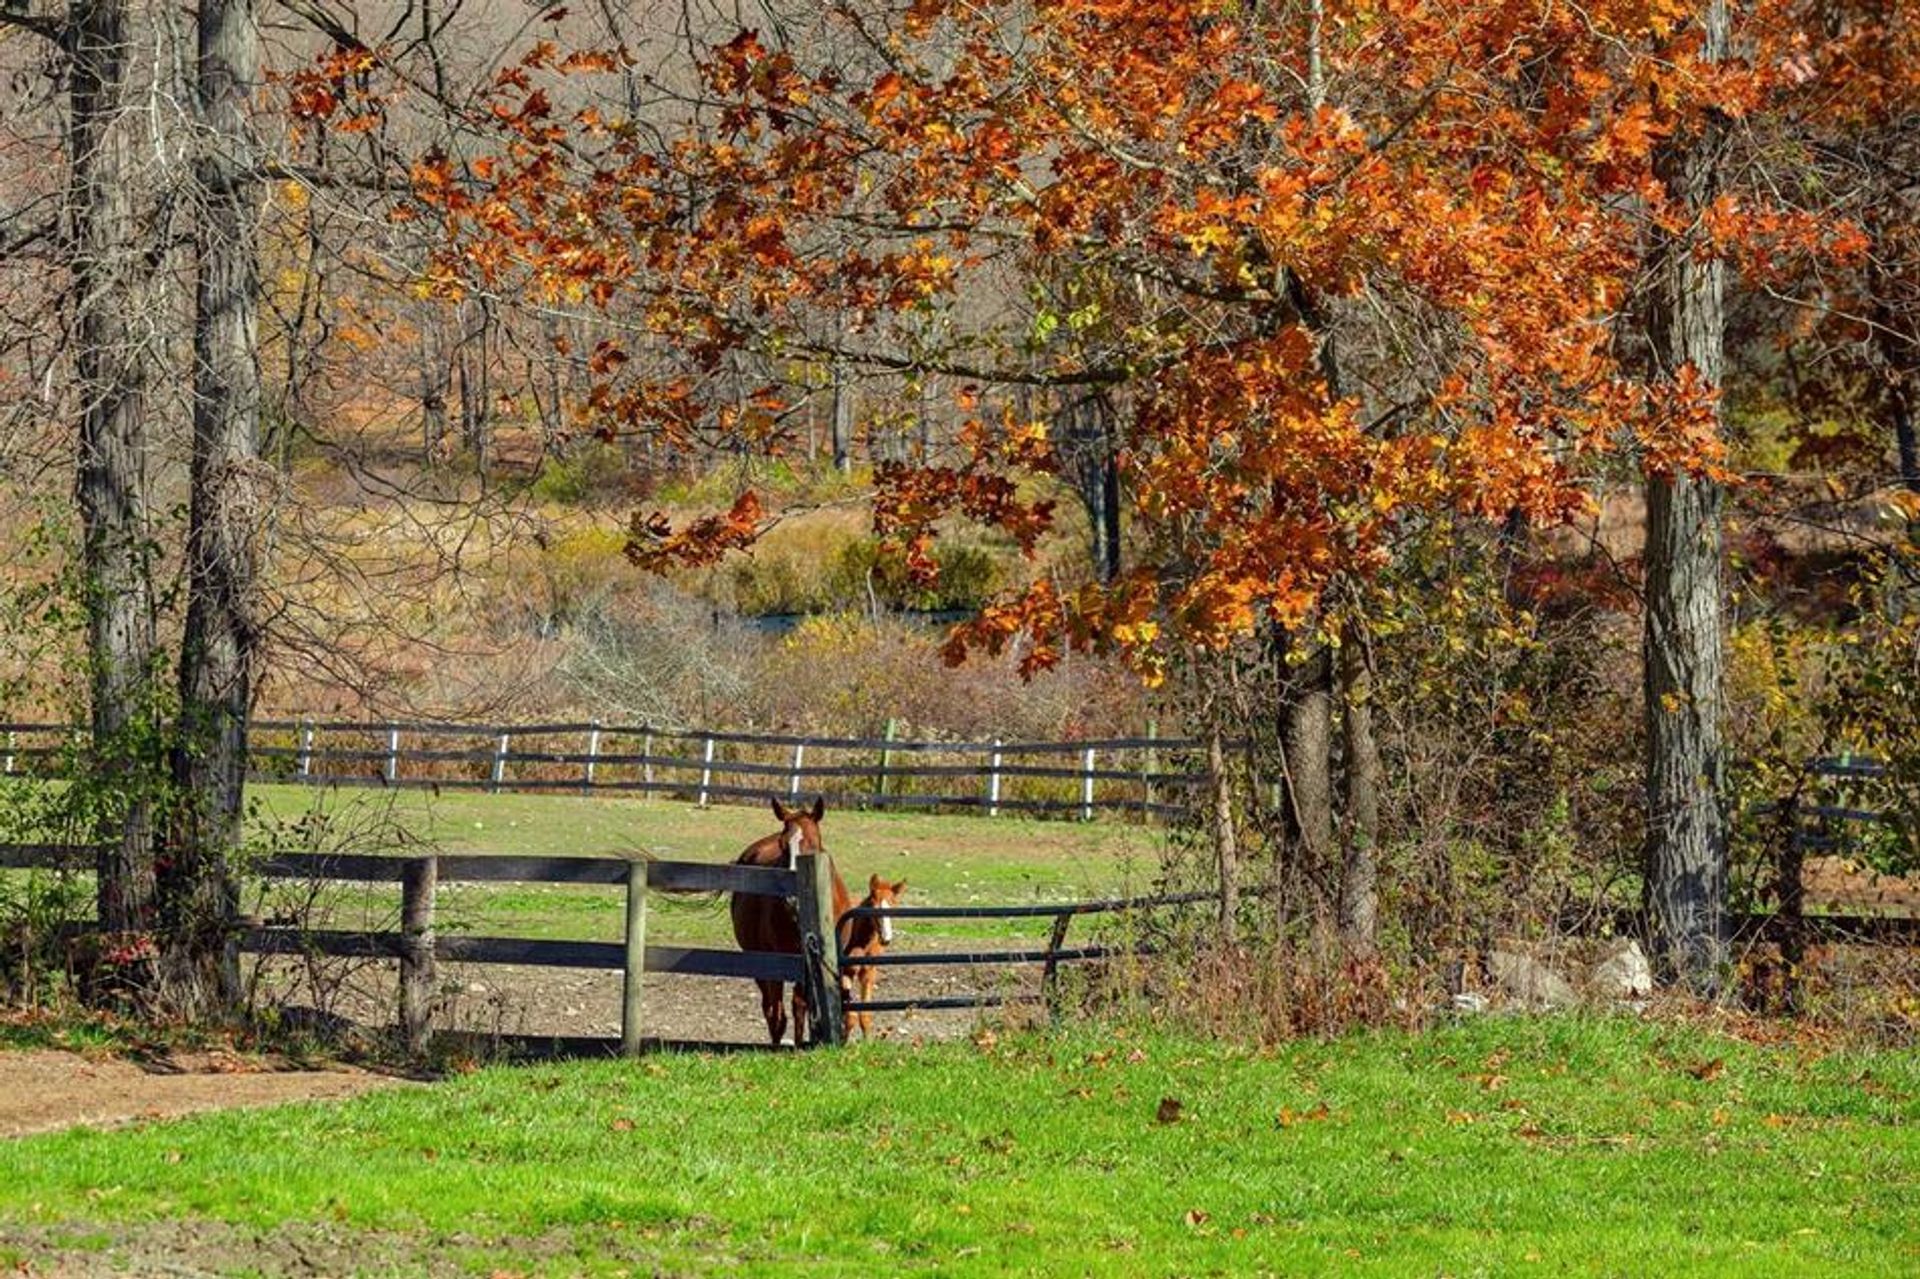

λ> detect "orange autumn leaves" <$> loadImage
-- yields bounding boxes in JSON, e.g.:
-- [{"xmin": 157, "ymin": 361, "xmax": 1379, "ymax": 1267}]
[{"xmin": 403, "ymin": 0, "xmax": 1827, "ymax": 680}]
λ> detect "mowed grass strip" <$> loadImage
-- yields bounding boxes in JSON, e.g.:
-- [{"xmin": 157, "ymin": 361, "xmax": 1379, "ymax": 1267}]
[
  {"xmin": 244, "ymin": 786, "xmax": 1161, "ymax": 947},
  {"xmin": 4, "ymin": 1016, "xmax": 1919, "ymax": 1276},
  {"xmin": 6, "ymin": 786, "xmax": 1160, "ymax": 947}
]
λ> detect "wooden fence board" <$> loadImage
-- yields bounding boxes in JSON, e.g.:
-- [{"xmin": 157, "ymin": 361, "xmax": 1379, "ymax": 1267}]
[
  {"xmin": 436, "ymin": 936, "xmax": 624, "ymax": 967},
  {"xmin": 644, "ymin": 946, "xmax": 801, "ymax": 981}
]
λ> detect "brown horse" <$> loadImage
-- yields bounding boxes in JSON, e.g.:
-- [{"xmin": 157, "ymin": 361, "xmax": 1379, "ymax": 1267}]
[
  {"xmin": 840, "ymin": 875, "xmax": 907, "ymax": 1039},
  {"xmin": 729, "ymin": 797, "xmax": 850, "ymax": 1046}
]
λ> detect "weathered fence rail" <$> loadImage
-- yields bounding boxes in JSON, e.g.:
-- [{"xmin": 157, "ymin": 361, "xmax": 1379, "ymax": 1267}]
[
  {"xmin": 834, "ymin": 890, "xmax": 1210, "ymax": 1014},
  {"xmin": 0, "ymin": 719, "xmax": 1206, "ymax": 821},
  {"xmin": 1, "ymin": 842, "xmax": 838, "ymax": 1053},
  {"xmin": 1, "ymin": 839, "xmax": 1211, "ymax": 1041}
]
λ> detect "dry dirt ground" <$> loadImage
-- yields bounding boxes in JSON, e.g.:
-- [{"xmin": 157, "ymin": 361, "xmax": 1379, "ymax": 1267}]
[
  {"xmin": 1, "ymin": 1220, "xmax": 668, "ymax": 1278},
  {"xmin": 250, "ymin": 950, "xmax": 1028, "ymax": 1054},
  {"xmin": 0, "ymin": 1050, "xmax": 408, "ymax": 1140}
]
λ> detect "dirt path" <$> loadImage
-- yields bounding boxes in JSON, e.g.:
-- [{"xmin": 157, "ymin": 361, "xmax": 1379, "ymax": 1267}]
[
  {"xmin": 259, "ymin": 955, "xmax": 1023, "ymax": 1050},
  {"xmin": 0, "ymin": 1051, "xmax": 409, "ymax": 1140}
]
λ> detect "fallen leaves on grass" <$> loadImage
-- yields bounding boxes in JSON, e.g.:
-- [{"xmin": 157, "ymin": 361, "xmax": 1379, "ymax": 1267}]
[{"xmin": 1276, "ymin": 1102, "xmax": 1330, "ymax": 1128}]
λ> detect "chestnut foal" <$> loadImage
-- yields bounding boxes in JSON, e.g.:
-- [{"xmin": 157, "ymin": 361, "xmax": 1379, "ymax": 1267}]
[
  {"xmin": 728, "ymin": 797, "xmax": 851, "ymax": 1046},
  {"xmin": 839, "ymin": 875, "xmax": 908, "ymax": 1039}
]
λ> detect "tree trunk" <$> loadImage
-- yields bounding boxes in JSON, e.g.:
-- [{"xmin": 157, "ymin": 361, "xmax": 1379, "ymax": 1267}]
[
  {"xmin": 1870, "ymin": 291, "xmax": 1920, "ymax": 495},
  {"xmin": 458, "ymin": 302, "xmax": 491, "ymax": 471},
  {"xmin": 1064, "ymin": 397, "xmax": 1123, "ymax": 582},
  {"xmin": 1642, "ymin": 0, "xmax": 1730, "ymax": 992},
  {"xmin": 830, "ymin": 359, "xmax": 853, "ymax": 473},
  {"xmin": 163, "ymin": 0, "xmax": 261, "ymax": 1017},
  {"xmin": 1337, "ymin": 630, "xmax": 1381, "ymax": 951},
  {"xmin": 69, "ymin": 0, "xmax": 160, "ymax": 944},
  {"xmin": 1274, "ymin": 635, "xmax": 1334, "ymax": 926},
  {"xmin": 1208, "ymin": 728, "xmax": 1239, "ymax": 943}
]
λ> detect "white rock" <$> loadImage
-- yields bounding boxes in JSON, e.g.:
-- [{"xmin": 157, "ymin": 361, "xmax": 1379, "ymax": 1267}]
[
  {"xmin": 1587, "ymin": 938, "xmax": 1653, "ymax": 999},
  {"xmin": 1451, "ymin": 991, "xmax": 1490, "ymax": 1014},
  {"xmin": 1489, "ymin": 949, "xmax": 1577, "ymax": 1008}
]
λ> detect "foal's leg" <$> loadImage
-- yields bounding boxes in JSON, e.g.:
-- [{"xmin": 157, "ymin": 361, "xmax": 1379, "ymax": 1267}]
[
  {"xmin": 858, "ymin": 969, "xmax": 877, "ymax": 1038},
  {"xmin": 756, "ymin": 979, "xmax": 787, "ymax": 1046}
]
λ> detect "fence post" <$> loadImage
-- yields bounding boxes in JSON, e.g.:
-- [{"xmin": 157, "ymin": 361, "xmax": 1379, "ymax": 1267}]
[
  {"xmin": 490, "ymin": 729, "xmax": 510, "ymax": 792},
  {"xmin": 794, "ymin": 852, "xmax": 846, "ymax": 1046},
  {"xmin": 698, "ymin": 734, "xmax": 716, "ymax": 807},
  {"xmin": 384, "ymin": 725, "xmax": 400, "ymax": 785},
  {"xmin": 874, "ymin": 718, "xmax": 897, "ymax": 805},
  {"xmin": 988, "ymin": 738, "xmax": 1003, "ymax": 817},
  {"xmin": 1778, "ymin": 796, "xmax": 1806, "ymax": 1013},
  {"xmin": 1142, "ymin": 719, "xmax": 1157, "ymax": 813},
  {"xmin": 3, "ymin": 729, "xmax": 13, "ymax": 776},
  {"xmin": 297, "ymin": 721, "xmax": 314, "ymax": 782},
  {"xmin": 789, "ymin": 741, "xmax": 806, "ymax": 798},
  {"xmin": 584, "ymin": 721, "xmax": 601, "ymax": 792},
  {"xmin": 1041, "ymin": 911, "xmax": 1073, "ymax": 1018},
  {"xmin": 1081, "ymin": 746, "xmax": 1096, "ymax": 821},
  {"xmin": 622, "ymin": 859, "xmax": 649, "ymax": 1057},
  {"xmin": 642, "ymin": 731, "xmax": 654, "ymax": 790},
  {"xmin": 399, "ymin": 856, "xmax": 438, "ymax": 1055}
]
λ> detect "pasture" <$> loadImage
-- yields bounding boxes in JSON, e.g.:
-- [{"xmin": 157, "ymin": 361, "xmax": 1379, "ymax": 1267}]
[
  {"xmin": 2, "ymin": 1016, "xmax": 1918, "ymax": 1275},
  {"xmin": 240, "ymin": 783, "xmax": 1162, "ymax": 947},
  {"xmin": 5, "ymin": 783, "xmax": 1167, "ymax": 1045}
]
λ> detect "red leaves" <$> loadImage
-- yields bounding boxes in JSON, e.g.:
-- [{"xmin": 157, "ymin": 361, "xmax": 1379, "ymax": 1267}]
[
  {"xmin": 392, "ymin": 0, "xmax": 1820, "ymax": 679},
  {"xmin": 625, "ymin": 492, "xmax": 766, "ymax": 572}
]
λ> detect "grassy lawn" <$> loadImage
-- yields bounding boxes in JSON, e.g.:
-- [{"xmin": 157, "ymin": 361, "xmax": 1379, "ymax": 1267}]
[
  {"xmin": 3, "ymin": 1015, "xmax": 1918, "ymax": 1275},
  {"xmin": 5, "ymin": 784, "xmax": 1163, "ymax": 949}
]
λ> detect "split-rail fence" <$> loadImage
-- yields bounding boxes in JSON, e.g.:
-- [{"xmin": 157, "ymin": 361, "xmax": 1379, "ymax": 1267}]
[{"xmin": 0, "ymin": 719, "xmax": 1206, "ymax": 821}]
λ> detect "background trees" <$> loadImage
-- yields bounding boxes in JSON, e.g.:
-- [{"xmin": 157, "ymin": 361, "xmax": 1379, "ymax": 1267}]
[{"xmin": 1, "ymin": 0, "xmax": 1917, "ymax": 1013}]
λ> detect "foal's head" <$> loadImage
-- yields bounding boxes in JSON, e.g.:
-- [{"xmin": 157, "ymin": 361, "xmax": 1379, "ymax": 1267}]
[
  {"xmin": 770, "ymin": 796, "xmax": 826, "ymax": 868},
  {"xmin": 863, "ymin": 874, "xmax": 908, "ymax": 945}
]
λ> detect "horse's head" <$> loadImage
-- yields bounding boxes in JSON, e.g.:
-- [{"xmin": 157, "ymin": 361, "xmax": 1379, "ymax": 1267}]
[
  {"xmin": 864, "ymin": 874, "xmax": 907, "ymax": 945},
  {"xmin": 770, "ymin": 796, "xmax": 826, "ymax": 869}
]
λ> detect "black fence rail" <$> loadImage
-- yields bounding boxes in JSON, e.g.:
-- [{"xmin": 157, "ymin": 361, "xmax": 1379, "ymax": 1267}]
[
  {"xmin": 835, "ymin": 889, "xmax": 1211, "ymax": 1014},
  {"xmin": 0, "ymin": 719, "xmax": 1210, "ymax": 822},
  {"xmin": 0, "ymin": 841, "xmax": 832, "ymax": 1052},
  {"xmin": 0, "ymin": 841, "xmax": 1207, "ymax": 1044}
]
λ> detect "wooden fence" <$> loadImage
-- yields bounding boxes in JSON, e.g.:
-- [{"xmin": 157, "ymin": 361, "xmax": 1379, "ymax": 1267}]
[
  {"xmin": 0, "ymin": 719, "xmax": 1206, "ymax": 821},
  {"xmin": 0, "ymin": 841, "xmax": 1203, "ymax": 1049},
  {"xmin": 0, "ymin": 843, "xmax": 841, "ymax": 1051}
]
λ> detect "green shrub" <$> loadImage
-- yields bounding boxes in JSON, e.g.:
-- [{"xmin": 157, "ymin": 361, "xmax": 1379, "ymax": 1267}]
[{"xmin": 531, "ymin": 442, "xmax": 628, "ymax": 506}]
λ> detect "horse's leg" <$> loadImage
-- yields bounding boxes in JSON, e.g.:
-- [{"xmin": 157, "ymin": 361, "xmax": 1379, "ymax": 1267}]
[
  {"xmin": 840, "ymin": 971, "xmax": 857, "ymax": 1041},
  {"xmin": 858, "ymin": 968, "xmax": 876, "ymax": 1038},
  {"xmin": 791, "ymin": 983, "xmax": 810, "ymax": 1047},
  {"xmin": 756, "ymin": 979, "xmax": 786, "ymax": 1046}
]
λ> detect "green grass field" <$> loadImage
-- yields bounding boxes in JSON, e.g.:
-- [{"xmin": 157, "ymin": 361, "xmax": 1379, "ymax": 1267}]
[
  {"xmin": 5, "ymin": 784, "xmax": 1166, "ymax": 948},
  {"xmin": 245, "ymin": 785, "xmax": 1164, "ymax": 947},
  {"xmin": 3, "ymin": 1015, "xmax": 1918, "ymax": 1275}
]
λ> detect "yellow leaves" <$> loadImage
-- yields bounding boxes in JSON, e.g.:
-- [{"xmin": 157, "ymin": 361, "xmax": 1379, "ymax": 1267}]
[{"xmin": 1884, "ymin": 491, "xmax": 1920, "ymax": 524}]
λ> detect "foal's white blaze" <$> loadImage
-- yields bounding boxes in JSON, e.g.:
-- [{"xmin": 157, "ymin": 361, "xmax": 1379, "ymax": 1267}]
[
  {"xmin": 784, "ymin": 826, "xmax": 802, "ymax": 870},
  {"xmin": 879, "ymin": 910, "xmax": 894, "ymax": 945}
]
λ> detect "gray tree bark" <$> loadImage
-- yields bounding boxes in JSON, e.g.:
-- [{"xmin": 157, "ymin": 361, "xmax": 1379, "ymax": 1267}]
[
  {"xmin": 68, "ymin": 0, "xmax": 160, "ymax": 942},
  {"xmin": 164, "ymin": 0, "xmax": 262, "ymax": 1015},
  {"xmin": 1208, "ymin": 727, "xmax": 1239, "ymax": 943},
  {"xmin": 1274, "ymin": 637, "xmax": 1334, "ymax": 926},
  {"xmin": 830, "ymin": 358, "xmax": 853, "ymax": 473},
  {"xmin": 1642, "ymin": 0, "xmax": 1730, "ymax": 992},
  {"xmin": 1063, "ymin": 396, "xmax": 1122, "ymax": 583},
  {"xmin": 1338, "ymin": 631, "xmax": 1381, "ymax": 951}
]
